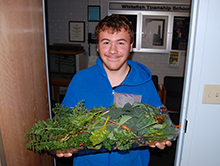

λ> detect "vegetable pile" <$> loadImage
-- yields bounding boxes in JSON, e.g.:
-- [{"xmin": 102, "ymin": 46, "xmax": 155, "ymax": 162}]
[{"xmin": 25, "ymin": 102, "xmax": 178, "ymax": 154}]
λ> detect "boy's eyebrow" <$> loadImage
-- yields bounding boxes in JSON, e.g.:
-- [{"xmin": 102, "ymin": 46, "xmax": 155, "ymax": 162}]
[
  {"xmin": 100, "ymin": 38, "xmax": 128, "ymax": 42},
  {"xmin": 100, "ymin": 38, "xmax": 110, "ymax": 42}
]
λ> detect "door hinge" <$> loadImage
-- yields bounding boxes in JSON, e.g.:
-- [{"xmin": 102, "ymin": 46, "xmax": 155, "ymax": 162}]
[{"xmin": 184, "ymin": 119, "xmax": 188, "ymax": 133}]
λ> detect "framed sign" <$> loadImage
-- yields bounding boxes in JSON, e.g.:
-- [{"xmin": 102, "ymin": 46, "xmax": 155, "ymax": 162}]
[
  {"xmin": 88, "ymin": 6, "xmax": 100, "ymax": 22},
  {"xmin": 171, "ymin": 16, "xmax": 190, "ymax": 50},
  {"xmin": 141, "ymin": 15, "xmax": 168, "ymax": 50},
  {"xmin": 69, "ymin": 21, "xmax": 85, "ymax": 42}
]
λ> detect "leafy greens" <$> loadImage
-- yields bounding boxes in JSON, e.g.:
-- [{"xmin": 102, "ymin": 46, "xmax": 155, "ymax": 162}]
[{"xmin": 25, "ymin": 102, "xmax": 178, "ymax": 153}]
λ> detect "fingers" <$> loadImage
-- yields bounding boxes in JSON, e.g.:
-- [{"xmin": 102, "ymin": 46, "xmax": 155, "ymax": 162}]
[
  {"xmin": 155, "ymin": 141, "xmax": 166, "ymax": 150},
  {"xmin": 56, "ymin": 148, "xmax": 83, "ymax": 158},
  {"xmin": 165, "ymin": 140, "xmax": 172, "ymax": 147},
  {"xmin": 56, "ymin": 152, "xmax": 72, "ymax": 158},
  {"xmin": 56, "ymin": 149, "xmax": 73, "ymax": 158},
  {"xmin": 149, "ymin": 140, "xmax": 172, "ymax": 150}
]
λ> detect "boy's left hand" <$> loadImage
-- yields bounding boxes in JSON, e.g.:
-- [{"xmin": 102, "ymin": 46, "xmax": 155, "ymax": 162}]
[{"xmin": 149, "ymin": 139, "xmax": 172, "ymax": 150}]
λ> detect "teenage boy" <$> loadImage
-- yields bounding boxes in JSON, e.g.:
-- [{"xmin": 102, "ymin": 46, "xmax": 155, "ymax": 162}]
[{"xmin": 57, "ymin": 14, "xmax": 171, "ymax": 166}]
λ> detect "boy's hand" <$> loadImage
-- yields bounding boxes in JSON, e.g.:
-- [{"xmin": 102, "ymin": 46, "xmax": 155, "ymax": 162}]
[
  {"xmin": 149, "ymin": 139, "xmax": 172, "ymax": 150},
  {"xmin": 56, "ymin": 148, "xmax": 79, "ymax": 158}
]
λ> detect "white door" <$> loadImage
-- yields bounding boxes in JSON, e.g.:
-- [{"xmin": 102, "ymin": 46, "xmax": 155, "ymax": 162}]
[{"xmin": 175, "ymin": 0, "xmax": 220, "ymax": 165}]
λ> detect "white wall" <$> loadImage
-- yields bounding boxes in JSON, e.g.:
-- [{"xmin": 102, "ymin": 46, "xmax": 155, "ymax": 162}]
[{"xmin": 46, "ymin": 0, "xmax": 191, "ymax": 83}]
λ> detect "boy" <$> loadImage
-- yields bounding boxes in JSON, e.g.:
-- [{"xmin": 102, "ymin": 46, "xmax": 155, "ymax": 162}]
[{"xmin": 57, "ymin": 15, "xmax": 171, "ymax": 166}]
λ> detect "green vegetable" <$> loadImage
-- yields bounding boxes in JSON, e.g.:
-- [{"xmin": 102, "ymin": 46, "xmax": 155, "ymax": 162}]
[
  {"xmin": 89, "ymin": 127, "xmax": 110, "ymax": 146},
  {"xmin": 25, "ymin": 102, "xmax": 177, "ymax": 153},
  {"xmin": 89, "ymin": 117, "xmax": 110, "ymax": 146}
]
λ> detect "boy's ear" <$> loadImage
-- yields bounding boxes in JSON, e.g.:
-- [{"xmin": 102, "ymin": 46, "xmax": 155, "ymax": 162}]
[
  {"xmin": 96, "ymin": 44, "xmax": 99, "ymax": 52},
  {"xmin": 130, "ymin": 42, "xmax": 134, "ymax": 52}
]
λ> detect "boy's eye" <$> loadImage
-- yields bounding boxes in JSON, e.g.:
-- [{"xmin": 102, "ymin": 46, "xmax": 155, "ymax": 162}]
[
  {"xmin": 118, "ymin": 42, "xmax": 125, "ymax": 45},
  {"xmin": 103, "ymin": 41, "xmax": 109, "ymax": 45}
]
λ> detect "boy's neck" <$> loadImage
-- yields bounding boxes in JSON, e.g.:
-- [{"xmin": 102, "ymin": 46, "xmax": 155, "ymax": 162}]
[{"xmin": 105, "ymin": 64, "xmax": 130, "ymax": 87}]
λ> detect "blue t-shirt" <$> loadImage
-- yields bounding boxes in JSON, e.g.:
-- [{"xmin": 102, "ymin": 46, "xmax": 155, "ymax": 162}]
[{"xmin": 62, "ymin": 56, "xmax": 162, "ymax": 166}]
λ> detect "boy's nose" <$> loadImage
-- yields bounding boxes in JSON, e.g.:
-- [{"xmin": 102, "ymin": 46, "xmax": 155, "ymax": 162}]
[{"xmin": 109, "ymin": 44, "xmax": 118, "ymax": 54}]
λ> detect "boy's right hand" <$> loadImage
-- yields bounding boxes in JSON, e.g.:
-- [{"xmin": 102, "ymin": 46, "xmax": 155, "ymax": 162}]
[{"xmin": 56, "ymin": 148, "xmax": 78, "ymax": 158}]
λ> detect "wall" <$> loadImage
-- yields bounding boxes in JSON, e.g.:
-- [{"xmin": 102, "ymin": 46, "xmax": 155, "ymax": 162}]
[{"xmin": 46, "ymin": 0, "xmax": 190, "ymax": 83}]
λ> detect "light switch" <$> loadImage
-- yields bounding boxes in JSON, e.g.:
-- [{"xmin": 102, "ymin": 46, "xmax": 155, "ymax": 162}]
[{"xmin": 202, "ymin": 84, "xmax": 220, "ymax": 104}]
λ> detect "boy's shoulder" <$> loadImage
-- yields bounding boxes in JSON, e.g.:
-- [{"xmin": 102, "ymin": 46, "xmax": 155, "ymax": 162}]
[{"xmin": 72, "ymin": 64, "xmax": 98, "ymax": 81}]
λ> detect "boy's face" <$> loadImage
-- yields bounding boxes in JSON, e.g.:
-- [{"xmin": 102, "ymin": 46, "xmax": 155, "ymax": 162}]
[{"xmin": 97, "ymin": 28, "xmax": 133, "ymax": 72}]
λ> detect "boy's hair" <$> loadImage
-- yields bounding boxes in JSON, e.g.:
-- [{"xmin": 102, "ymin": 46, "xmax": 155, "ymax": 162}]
[{"xmin": 95, "ymin": 14, "xmax": 134, "ymax": 44}]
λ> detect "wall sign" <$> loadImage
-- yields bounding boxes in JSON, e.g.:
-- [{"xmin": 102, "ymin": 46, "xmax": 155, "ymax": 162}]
[
  {"xmin": 172, "ymin": 16, "xmax": 190, "ymax": 50},
  {"xmin": 88, "ymin": 6, "xmax": 100, "ymax": 22},
  {"xmin": 142, "ymin": 15, "xmax": 168, "ymax": 49},
  {"xmin": 69, "ymin": 21, "xmax": 85, "ymax": 42},
  {"xmin": 169, "ymin": 51, "xmax": 180, "ymax": 66},
  {"xmin": 109, "ymin": 2, "xmax": 190, "ymax": 13}
]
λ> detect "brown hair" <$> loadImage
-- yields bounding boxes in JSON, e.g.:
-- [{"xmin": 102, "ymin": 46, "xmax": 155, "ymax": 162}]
[{"xmin": 95, "ymin": 14, "xmax": 134, "ymax": 44}]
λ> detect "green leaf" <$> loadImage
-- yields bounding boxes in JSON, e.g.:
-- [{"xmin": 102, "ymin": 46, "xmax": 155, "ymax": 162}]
[
  {"xmin": 122, "ymin": 103, "xmax": 132, "ymax": 110},
  {"xmin": 89, "ymin": 127, "xmax": 110, "ymax": 146},
  {"xmin": 119, "ymin": 115, "xmax": 132, "ymax": 125},
  {"xmin": 164, "ymin": 126, "xmax": 176, "ymax": 139},
  {"xmin": 164, "ymin": 119, "xmax": 173, "ymax": 126},
  {"xmin": 152, "ymin": 124, "xmax": 166, "ymax": 130},
  {"xmin": 108, "ymin": 128, "xmax": 118, "ymax": 140},
  {"xmin": 106, "ymin": 124, "xmax": 118, "ymax": 133}
]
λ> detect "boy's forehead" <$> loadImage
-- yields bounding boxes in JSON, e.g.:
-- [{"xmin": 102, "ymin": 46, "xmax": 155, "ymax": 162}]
[
  {"xmin": 98, "ymin": 29, "xmax": 130, "ymax": 42},
  {"xmin": 101, "ymin": 27, "xmax": 120, "ymax": 34},
  {"xmin": 100, "ymin": 27, "xmax": 127, "ymax": 35}
]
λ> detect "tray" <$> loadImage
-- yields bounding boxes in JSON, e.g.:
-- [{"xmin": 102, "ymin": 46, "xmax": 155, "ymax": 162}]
[{"xmin": 26, "ymin": 103, "xmax": 180, "ymax": 155}]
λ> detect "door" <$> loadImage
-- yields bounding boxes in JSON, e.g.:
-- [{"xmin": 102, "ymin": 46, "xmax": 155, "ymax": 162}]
[
  {"xmin": 175, "ymin": 0, "xmax": 220, "ymax": 165},
  {"xmin": 0, "ymin": 0, "xmax": 54, "ymax": 166}
]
